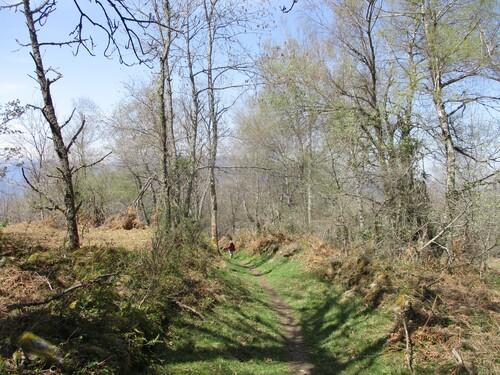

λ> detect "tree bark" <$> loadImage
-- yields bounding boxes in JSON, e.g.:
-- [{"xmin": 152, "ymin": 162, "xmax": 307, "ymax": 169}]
[
  {"xmin": 23, "ymin": 0, "xmax": 79, "ymax": 249},
  {"xmin": 184, "ymin": 6, "xmax": 201, "ymax": 219}
]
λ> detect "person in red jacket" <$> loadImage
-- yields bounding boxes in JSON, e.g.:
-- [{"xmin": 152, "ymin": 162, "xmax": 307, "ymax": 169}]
[{"xmin": 227, "ymin": 239, "xmax": 235, "ymax": 259}]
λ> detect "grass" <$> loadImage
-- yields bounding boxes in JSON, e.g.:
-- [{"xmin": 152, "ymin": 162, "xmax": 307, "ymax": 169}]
[
  {"xmin": 243, "ymin": 250, "xmax": 410, "ymax": 374},
  {"xmin": 1, "ymin": 225, "xmax": 294, "ymax": 374},
  {"xmin": 2, "ymin": 224, "xmax": 498, "ymax": 374},
  {"xmin": 151, "ymin": 260, "xmax": 290, "ymax": 374}
]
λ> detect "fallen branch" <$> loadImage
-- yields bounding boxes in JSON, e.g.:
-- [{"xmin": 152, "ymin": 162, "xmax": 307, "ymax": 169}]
[
  {"xmin": 451, "ymin": 348, "xmax": 472, "ymax": 374},
  {"xmin": 6, "ymin": 273, "xmax": 118, "ymax": 311},
  {"xmin": 168, "ymin": 297, "xmax": 205, "ymax": 320},
  {"xmin": 423, "ymin": 295, "xmax": 439, "ymax": 329},
  {"xmin": 425, "ymin": 273, "xmax": 446, "ymax": 289},
  {"xmin": 129, "ymin": 174, "xmax": 156, "ymax": 209},
  {"xmin": 401, "ymin": 300, "xmax": 414, "ymax": 374},
  {"xmin": 402, "ymin": 315, "xmax": 414, "ymax": 374}
]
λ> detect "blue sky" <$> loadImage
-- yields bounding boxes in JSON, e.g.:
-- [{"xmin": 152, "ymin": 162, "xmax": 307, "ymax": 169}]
[
  {"xmin": 0, "ymin": 1, "xmax": 151, "ymax": 117},
  {"xmin": 0, "ymin": 1, "xmax": 303, "ymax": 117}
]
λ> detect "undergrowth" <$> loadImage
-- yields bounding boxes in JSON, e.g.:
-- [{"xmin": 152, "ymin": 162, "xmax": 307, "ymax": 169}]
[
  {"xmin": 1, "ymin": 225, "xmax": 498, "ymax": 374},
  {"xmin": 0, "ymin": 221, "xmax": 224, "ymax": 374},
  {"xmin": 242, "ymin": 246, "xmax": 408, "ymax": 374}
]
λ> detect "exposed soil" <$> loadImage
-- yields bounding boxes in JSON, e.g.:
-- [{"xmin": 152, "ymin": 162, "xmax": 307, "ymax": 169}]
[{"xmin": 245, "ymin": 263, "xmax": 315, "ymax": 374}]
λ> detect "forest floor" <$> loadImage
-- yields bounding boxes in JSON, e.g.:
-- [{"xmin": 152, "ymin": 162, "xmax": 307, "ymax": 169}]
[{"xmin": 0, "ymin": 222, "xmax": 499, "ymax": 374}]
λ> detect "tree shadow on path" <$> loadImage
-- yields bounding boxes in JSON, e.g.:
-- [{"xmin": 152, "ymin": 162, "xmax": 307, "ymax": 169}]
[
  {"xmin": 242, "ymin": 261, "xmax": 316, "ymax": 375},
  {"xmin": 288, "ymin": 276, "xmax": 393, "ymax": 374}
]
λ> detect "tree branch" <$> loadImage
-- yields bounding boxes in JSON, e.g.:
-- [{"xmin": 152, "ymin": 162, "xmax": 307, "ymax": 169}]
[
  {"xmin": 168, "ymin": 297, "xmax": 205, "ymax": 320},
  {"xmin": 73, "ymin": 151, "xmax": 112, "ymax": 174},
  {"xmin": 60, "ymin": 108, "xmax": 76, "ymax": 129},
  {"xmin": 418, "ymin": 204, "xmax": 471, "ymax": 253},
  {"xmin": 281, "ymin": 0, "xmax": 298, "ymax": 13},
  {"xmin": 6, "ymin": 273, "xmax": 118, "ymax": 310},
  {"xmin": 21, "ymin": 168, "xmax": 63, "ymax": 212},
  {"xmin": 66, "ymin": 116, "xmax": 86, "ymax": 152}
]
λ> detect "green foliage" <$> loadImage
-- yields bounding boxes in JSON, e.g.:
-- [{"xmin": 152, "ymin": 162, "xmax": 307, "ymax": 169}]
[
  {"xmin": 1, "ymin": 100, "xmax": 25, "ymax": 129},
  {"xmin": 2, "ymin": 225, "xmax": 498, "ymax": 373},
  {"xmin": 72, "ymin": 245, "xmax": 132, "ymax": 279},
  {"xmin": 1, "ymin": 224, "xmax": 215, "ymax": 374},
  {"xmin": 0, "ymin": 103, "xmax": 23, "ymax": 179},
  {"xmin": 0, "ymin": 219, "xmax": 9, "ymax": 229},
  {"xmin": 74, "ymin": 168, "xmax": 141, "ymax": 227}
]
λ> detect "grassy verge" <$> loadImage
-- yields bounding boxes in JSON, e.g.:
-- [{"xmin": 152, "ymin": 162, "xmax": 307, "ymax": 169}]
[
  {"xmin": 151, "ymin": 259, "xmax": 290, "ymax": 374},
  {"xmin": 242, "ymin": 250, "xmax": 410, "ymax": 374}
]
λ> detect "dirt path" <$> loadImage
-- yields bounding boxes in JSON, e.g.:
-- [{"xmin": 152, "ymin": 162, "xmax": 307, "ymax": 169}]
[{"xmin": 245, "ymin": 263, "xmax": 315, "ymax": 375}]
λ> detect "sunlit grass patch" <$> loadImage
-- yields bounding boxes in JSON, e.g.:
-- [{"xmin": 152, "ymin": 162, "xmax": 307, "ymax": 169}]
[
  {"xmin": 244, "ymin": 252, "xmax": 409, "ymax": 374},
  {"xmin": 154, "ymin": 261, "xmax": 290, "ymax": 374}
]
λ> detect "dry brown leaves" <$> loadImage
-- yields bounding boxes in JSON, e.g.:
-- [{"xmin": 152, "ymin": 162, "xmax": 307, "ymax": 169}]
[
  {"xmin": 299, "ymin": 237, "xmax": 341, "ymax": 271},
  {"xmin": 102, "ymin": 208, "xmax": 146, "ymax": 230},
  {"xmin": 245, "ymin": 232, "xmax": 289, "ymax": 254},
  {"xmin": 0, "ymin": 265, "xmax": 52, "ymax": 313},
  {"xmin": 3, "ymin": 220, "xmax": 153, "ymax": 251},
  {"xmin": 294, "ymin": 239, "xmax": 500, "ymax": 372},
  {"xmin": 388, "ymin": 268, "xmax": 500, "ymax": 371}
]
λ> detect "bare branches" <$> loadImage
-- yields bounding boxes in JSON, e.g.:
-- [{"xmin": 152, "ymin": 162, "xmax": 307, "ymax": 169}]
[
  {"xmin": 60, "ymin": 109, "xmax": 76, "ymax": 129},
  {"xmin": 168, "ymin": 297, "xmax": 205, "ymax": 320},
  {"xmin": 402, "ymin": 311, "xmax": 414, "ymax": 374},
  {"xmin": 418, "ymin": 204, "xmax": 471, "ymax": 254},
  {"xmin": 66, "ymin": 116, "xmax": 86, "ymax": 152},
  {"xmin": 281, "ymin": 0, "xmax": 298, "ymax": 14},
  {"xmin": 129, "ymin": 174, "xmax": 156, "ymax": 209},
  {"xmin": 6, "ymin": 0, "xmax": 166, "ymax": 66},
  {"xmin": 72, "ymin": 151, "xmax": 113, "ymax": 175},
  {"xmin": 451, "ymin": 348, "xmax": 473, "ymax": 374},
  {"xmin": 21, "ymin": 167, "xmax": 63, "ymax": 213},
  {"xmin": 70, "ymin": 0, "xmax": 160, "ymax": 66},
  {"xmin": 0, "ymin": 2, "xmax": 22, "ymax": 11}
]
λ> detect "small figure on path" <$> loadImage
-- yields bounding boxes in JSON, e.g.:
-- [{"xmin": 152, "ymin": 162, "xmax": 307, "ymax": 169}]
[{"xmin": 227, "ymin": 238, "xmax": 235, "ymax": 259}]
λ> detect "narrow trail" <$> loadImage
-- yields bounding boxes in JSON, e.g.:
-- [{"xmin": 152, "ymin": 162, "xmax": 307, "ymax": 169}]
[{"xmin": 244, "ymin": 263, "xmax": 315, "ymax": 375}]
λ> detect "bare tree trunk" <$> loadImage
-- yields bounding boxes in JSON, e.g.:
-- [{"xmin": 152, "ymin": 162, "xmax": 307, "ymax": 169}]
[
  {"xmin": 330, "ymin": 154, "xmax": 350, "ymax": 250},
  {"xmin": 158, "ymin": 54, "xmax": 171, "ymax": 224},
  {"xmin": 420, "ymin": 0, "xmax": 457, "ymax": 225},
  {"xmin": 153, "ymin": 0, "xmax": 175, "ymax": 227},
  {"xmin": 184, "ymin": 7, "xmax": 201, "ymax": 219},
  {"xmin": 436, "ymin": 96, "xmax": 457, "ymax": 220},
  {"xmin": 164, "ymin": 5, "xmax": 178, "ymax": 225},
  {"xmin": 204, "ymin": 0, "xmax": 219, "ymax": 246},
  {"xmin": 209, "ymin": 169, "xmax": 218, "ymax": 244},
  {"xmin": 306, "ymin": 119, "xmax": 313, "ymax": 229},
  {"xmin": 254, "ymin": 177, "xmax": 262, "ymax": 232},
  {"xmin": 23, "ymin": 0, "xmax": 79, "ymax": 249}
]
